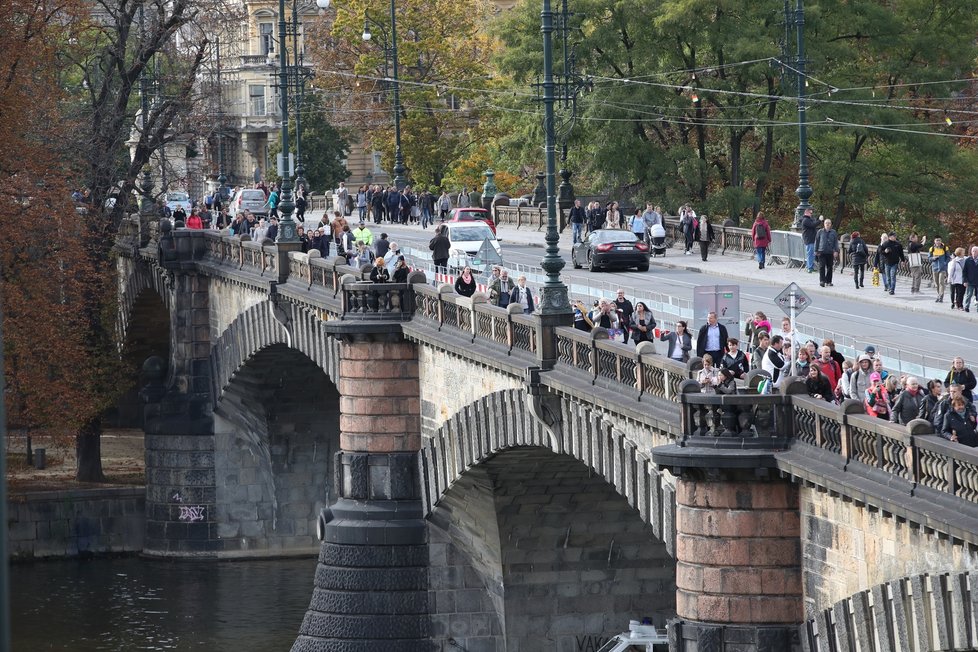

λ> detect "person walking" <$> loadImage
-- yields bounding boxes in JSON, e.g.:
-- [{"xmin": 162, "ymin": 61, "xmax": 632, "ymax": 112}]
[
  {"xmin": 963, "ymin": 246, "xmax": 978, "ymax": 312},
  {"xmin": 814, "ymin": 217, "xmax": 840, "ymax": 287},
  {"xmin": 629, "ymin": 209, "xmax": 646, "ymax": 242},
  {"xmin": 801, "ymin": 208, "xmax": 818, "ymax": 273},
  {"xmin": 695, "ymin": 311, "xmax": 728, "ymax": 362},
  {"xmin": 848, "ymin": 231, "xmax": 870, "ymax": 289},
  {"xmin": 454, "ymin": 266, "xmax": 477, "ymax": 297},
  {"xmin": 629, "ymin": 302, "xmax": 656, "ymax": 344},
  {"xmin": 429, "ymin": 224, "xmax": 451, "ymax": 271},
  {"xmin": 878, "ymin": 232, "xmax": 906, "ymax": 296},
  {"xmin": 569, "ymin": 199, "xmax": 586, "ymax": 244},
  {"xmin": 605, "ymin": 201, "xmax": 622, "ymax": 229},
  {"xmin": 510, "ymin": 275, "xmax": 535, "ymax": 314},
  {"xmin": 751, "ymin": 211, "xmax": 772, "ymax": 269},
  {"xmin": 907, "ymin": 233, "xmax": 926, "ymax": 294},
  {"xmin": 488, "ymin": 270, "xmax": 514, "ymax": 308},
  {"xmin": 613, "ymin": 289, "xmax": 634, "ymax": 344},
  {"xmin": 356, "ymin": 185, "xmax": 368, "ymax": 221},
  {"xmin": 679, "ymin": 204, "xmax": 697, "ymax": 255},
  {"xmin": 436, "ymin": 190, "xmax": 451, "ymax": 221},
  {"xmin": 660, "ymin": 321, "xmax": 692, "ymax": 363},
  {"xmin": 950, "ymin": 247, "xmax": 967, "ymax": 310},
  {"xmin": 929, "ymin": 237, "xmax": 951, "ymax": 303},
  {"xmin": 693, "ymin": 214, "xmax": 714, "ymax": 262}
]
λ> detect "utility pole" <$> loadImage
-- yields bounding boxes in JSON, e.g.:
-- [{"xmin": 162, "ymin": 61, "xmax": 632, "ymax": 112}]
[
  {"xmin": 275, "ymin": 0, "xmax": 298, "ymax": 242},
  {"xmin": 790, "ymin": 0, "xmax": 812, "ymax": 229}
]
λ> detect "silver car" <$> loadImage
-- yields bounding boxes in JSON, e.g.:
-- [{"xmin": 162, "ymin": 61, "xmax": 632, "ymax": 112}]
[{"xmin": 230, "ymin": 188, "xmax": 268, "ymax": 217}]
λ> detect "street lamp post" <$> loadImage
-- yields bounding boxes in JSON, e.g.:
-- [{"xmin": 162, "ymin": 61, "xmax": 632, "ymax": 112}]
[
  {"xmin": 275, "ymin": 0, "xmax": 298, "ymax": 242},
  {"xmin": 362, "ymin": 1, "xmax": 406, "ymax": 190},
  {"xmin": 215, "ymin": 38, "xmax": 227, "ymax": 205},
  {"xmin": 539, "ymin": 0, "xmax": 570, "ymax": 316},
  {"xmin": 791, "ymin": 0, "xmax": 812, "ymax": 228}
]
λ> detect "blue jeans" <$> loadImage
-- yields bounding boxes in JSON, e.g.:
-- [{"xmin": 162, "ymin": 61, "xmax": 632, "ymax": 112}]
[
  {"xmin": 572, "ymin": 222, "xmax": 583, "ymax": 243},
  {"xmin": 756, "ymin": 246, "xmax": 766, "ymax": 266},
  {"xmin": 884, "ymin": 264, "xmax": 899, "ymax": 292},
  {"xmin": 358, "ymin": 205, "xmax": 367, "ymax": 221},
  {"xmin": 805, "ymin": 243, "xmax": 815, "ymax": 271},
  {"xmin": 421, "ymin": 209, "xmax": 432, "ymax": 229},
  {"xmin": 965, "ymin": 284, "xmax": 978, "ymax": 309}
]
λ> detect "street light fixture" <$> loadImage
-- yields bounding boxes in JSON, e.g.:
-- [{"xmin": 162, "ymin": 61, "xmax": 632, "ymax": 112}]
[
  {"xmin": 362, "ymin": 3, "xmax": 406, "ymax": 190},
  {"xmin": 274, "ymin": 0, "xmax": 298, "ymax": 242}
]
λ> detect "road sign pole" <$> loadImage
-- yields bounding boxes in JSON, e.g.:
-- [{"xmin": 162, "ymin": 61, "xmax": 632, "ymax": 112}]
[{"xmin": 790, "ymin": 289, "xmax": 797, "ymax": 377}]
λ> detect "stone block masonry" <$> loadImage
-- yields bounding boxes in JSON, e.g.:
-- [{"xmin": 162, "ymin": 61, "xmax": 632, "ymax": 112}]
[
  {"xmin": 8, "ymin": 487, "xmax": 145, "ymax": 560},
  {"xmin": 800, "ymin": 484, "xmax": 978, "ymax": 616}
]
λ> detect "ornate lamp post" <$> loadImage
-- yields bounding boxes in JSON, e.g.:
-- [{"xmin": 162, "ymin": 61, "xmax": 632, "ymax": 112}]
[
  {"xmin": 539, "ymin": 0, "xmax": 571, "ymax": 316},
  {"xmin": 215, "ymin": 38, "xmax": 227, "ymax": 205},
  {"xmin": 362, "ymin": 1, "xmax": 406, "ymax": 190},
  {"xmin": 273, "ymin": 0, "xmax": 298, "ymax": 242},
  {"xmin": 788, "ymin": 0, "xmax": 813, "ymax": 228}
]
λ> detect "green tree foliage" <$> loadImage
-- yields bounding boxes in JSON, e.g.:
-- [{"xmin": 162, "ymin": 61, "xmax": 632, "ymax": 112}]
[
  {"xmin": 268, "ymin": 94, "xmax": 351, "ymax": 194},
  {"xmin": 307, "ymin": 0, "xmax": 499, "ymax": 189},
  {"xmin": 492, "ymin": 0, "xmax": 978, "ymax": 232}
]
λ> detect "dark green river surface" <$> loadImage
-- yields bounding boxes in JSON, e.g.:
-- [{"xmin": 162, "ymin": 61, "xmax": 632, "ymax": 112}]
[{"xmin": 11, "ymin": 556, "xmax": 316, "ymax": 651}]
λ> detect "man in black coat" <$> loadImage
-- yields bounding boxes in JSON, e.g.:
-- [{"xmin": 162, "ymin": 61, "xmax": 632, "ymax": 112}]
[
  {"xmin": 375, "ymin": 233, "xmax": 391, "ymax": 261},
  {"xmin": 568, "ymin": 199, "xmax": 586, "ymax": 244},
  {"xmin": 801, "ymin": 208, "xmax": 818, "ymax": 273},
  {"xmin": 695, "ymin": 311, "xmax": 729, "ymax": 363},
  {"xmin": 429, "ymin": 224, "xmax": 452, "ymax": 271}
]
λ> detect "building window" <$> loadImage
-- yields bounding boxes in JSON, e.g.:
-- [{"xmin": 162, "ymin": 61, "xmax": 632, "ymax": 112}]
[
  {"xmin": 372, "ymin": 152, "xmax": 384, "ymax": 174},
  {"xmin": 249, "ymin": 85, "xmax": 266, "ymax": 116},
  {"xmin": 259, "ymin": 23, "xmax": 274, "ymax": 55}
]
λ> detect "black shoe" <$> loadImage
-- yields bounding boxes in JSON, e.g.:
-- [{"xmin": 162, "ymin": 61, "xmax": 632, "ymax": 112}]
[
  {"xmin": 967, "ymin": 308, "xmax": 971, "ymax": 313},
  {"xmin": 820, "ymin": 282, "xmax": 825, "ymax": 287},
  {"xmin": 889, "ymin": 290, "xmax": 895, "ymax": 295},
  {"xmin": 827, "ymin": 282, "xmax": 833, "ymax": 286}
]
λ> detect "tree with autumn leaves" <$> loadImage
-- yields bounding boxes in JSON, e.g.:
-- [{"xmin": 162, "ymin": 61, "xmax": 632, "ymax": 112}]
[
  {"xmin": 2, "ymin": 0, "xmax": 229, "ymax": 481},
  {"xmin": 306, "ymin": 0, "xmax": 511, "ymax": 190}
]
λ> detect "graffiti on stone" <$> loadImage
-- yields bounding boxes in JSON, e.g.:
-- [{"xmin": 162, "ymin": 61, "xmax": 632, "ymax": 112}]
[{"xmin": 178, "ymin": 505, "xmax": 206, "ymax": 522}]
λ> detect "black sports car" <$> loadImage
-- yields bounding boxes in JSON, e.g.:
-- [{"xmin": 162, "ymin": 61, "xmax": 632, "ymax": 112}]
[{"xmin": 571, "ymin": 229, "xmax": 651, "ymax": 271}]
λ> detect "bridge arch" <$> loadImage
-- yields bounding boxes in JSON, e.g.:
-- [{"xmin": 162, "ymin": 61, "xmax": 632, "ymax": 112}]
[
  {"xmin": 212, "ymin": 341, "xmax": 339, "ymax": 553},
  {"xmin": 112, "ymin": 287, "xmax": 171, "ymax": 427},
  {"xmin": 419, "ymin": 388, "xmax": 676, "ymax": 543},
  {"xmin": 210, "ymin": 300, "xmax": 339, "ymax": 402},
  {"xmin": 117, "ymin": 256, "xmax": 172, "ymax": 348},
  {"xmin": 428, "ymin": 446, "xmax": 677, "ymax": 651},
  {"xmin": 804, "ymin": 570, "xmax": 978, "ymax": 651}
]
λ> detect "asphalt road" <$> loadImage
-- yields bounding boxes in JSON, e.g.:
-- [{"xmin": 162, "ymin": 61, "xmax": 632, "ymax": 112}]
[{"xmin": 305, "ymin": 219, "xmax": 973, "ymax": 374}]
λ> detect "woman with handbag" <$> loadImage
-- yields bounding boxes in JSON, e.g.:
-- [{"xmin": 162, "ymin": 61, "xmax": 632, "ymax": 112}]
[
  {"xmin": 660, "ymin": 321, "xmax": 692, "ymax": 363},
  {"xmin": 630, "ymin": 302, "xmax": 656, "ymax": 344}
]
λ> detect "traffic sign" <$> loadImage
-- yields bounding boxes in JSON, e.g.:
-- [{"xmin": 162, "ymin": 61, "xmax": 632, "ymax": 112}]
[
  {"xmin": 774, "ymin": 282, "xmax": 812, "ymax": 317},
  {"xmin": 474, "ymin": 237, "xmax": 503, "ymax": 266}
]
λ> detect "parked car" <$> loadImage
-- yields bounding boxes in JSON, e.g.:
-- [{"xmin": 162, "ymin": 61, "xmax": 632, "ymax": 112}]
[
  {"xmin": 447, "ymin": 207, "xmax": 496, "ymax": 234},
  {"xmin": 571, "ymin": 229, "xmax": 650, "ymax": 272},
  {"xmin": 165, "ymin": 191, "xmax": 193, "ymax": 215},
  {"xmin": 443, "ymin": 222, "xmax": 502, "ymax": 270},
  {"xmin": 229, "ymin": 188, "xmax": 268, "ymax": 217}
]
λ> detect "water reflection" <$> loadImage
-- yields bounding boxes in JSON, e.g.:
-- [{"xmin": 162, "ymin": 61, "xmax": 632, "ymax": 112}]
[{"xmin": 12, "ymin": 556, "xmax": 315, "ymax": 651}]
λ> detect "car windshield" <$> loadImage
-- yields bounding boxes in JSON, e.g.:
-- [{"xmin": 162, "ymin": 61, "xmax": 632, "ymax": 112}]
[
  {"xmin": 167, "ymin": 192, "xmax": 189, "ymax": 202},
  {"xmin": 240, "ymin": 190, "xmax": 265, "ymax": 201},
  {"xmin": 591, "ymin": 230, "xmax": 639, "ymax": 243},
  {"xmin": 449, "ymin": 225, "xmax": 494, "ymax": 241},
  {"xmin": 456, "ymin": 210, "xmax": 488, "ymax": 219}
]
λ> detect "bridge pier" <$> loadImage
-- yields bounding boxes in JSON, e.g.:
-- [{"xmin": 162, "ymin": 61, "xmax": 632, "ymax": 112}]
[
  {"xmin": 670, "ymin": 473, "xmax": 802, "ymax": 651},
  {"xmin": 292, "ymin": 331, "xmax": 430, "ymax": 651}
]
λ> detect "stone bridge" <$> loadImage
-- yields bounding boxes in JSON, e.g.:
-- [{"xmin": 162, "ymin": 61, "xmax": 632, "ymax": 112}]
[{"xmin": 114, "ymin": 218, "xmax": 978, "ymax": 652}]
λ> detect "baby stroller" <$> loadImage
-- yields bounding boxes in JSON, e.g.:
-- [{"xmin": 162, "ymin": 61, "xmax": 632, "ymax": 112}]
[{"xmin": 649, "ymin": 223, "xmax": 667, "ymax": 257}]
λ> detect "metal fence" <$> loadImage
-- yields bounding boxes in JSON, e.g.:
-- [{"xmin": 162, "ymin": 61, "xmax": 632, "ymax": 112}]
[{"xmin": 401, "ymin": 246, "xmax": 953, "ymax": 380}]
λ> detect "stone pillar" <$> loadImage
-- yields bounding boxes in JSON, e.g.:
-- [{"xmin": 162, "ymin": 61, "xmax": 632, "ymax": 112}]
[
  {"xmin": 141, "ymin": 265, "xmax": 218, "ymax": 557},
  {"xmin": 671, "ymin": 475, "xmax": 802, "ymax": 651},
  {"xmin": 293, "ymin": 335, "xmax": 429, "ymax": 652}
]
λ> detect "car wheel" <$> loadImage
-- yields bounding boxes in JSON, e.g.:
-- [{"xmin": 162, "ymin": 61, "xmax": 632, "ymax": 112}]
[
  {"xmin": 588, "ymin": 252, "xmax": 598, "ymax": 272},
  {"xmin": 638, "ymin": 263, "xmax": 650, "ymax": 272},
  {"xmin": 572, "ymin": 250, "xmax": 581, "ymax": 269}
]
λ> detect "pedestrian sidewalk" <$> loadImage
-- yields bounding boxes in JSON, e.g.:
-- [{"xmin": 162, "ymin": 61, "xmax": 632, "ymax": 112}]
[
  {"xmin": 302, "ymin": 209, "xmax": 967, "ymax": 321},
  {"xmin": 483, "ymin": 222, "xmax": 967, "ymax": 321}
]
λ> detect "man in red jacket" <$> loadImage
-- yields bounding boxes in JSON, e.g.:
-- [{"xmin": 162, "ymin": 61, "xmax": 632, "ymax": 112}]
[{"xmin": 815, "ymin": 345, "xmax": 842, "ymax": 391}]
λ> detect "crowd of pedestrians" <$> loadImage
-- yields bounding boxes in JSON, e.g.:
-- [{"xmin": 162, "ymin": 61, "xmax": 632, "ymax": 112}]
[{"xmin": 680, "ymin": 310, "xmax": 978, "ymax": 448}]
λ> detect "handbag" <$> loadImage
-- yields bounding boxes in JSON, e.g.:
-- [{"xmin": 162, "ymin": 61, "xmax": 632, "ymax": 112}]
[{"xmin": 872, "ymin": 268, "xmax": 881, "ymax": 287}]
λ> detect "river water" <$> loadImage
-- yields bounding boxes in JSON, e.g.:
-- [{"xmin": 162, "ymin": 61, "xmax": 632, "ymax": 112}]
[{"xmin": 11, "ymin": 556, "xmax": 315, "ymax": 651}]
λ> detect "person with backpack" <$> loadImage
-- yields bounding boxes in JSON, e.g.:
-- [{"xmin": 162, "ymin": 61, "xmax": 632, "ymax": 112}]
[
  {"xmin": 929, "ymin": 237, "xmax": 951, "ymax": 303},
  {"xmin": 848, "ymin": 231, "xmax": 870, "ymax": 289},
  {"xmin": 751, "ymin": 212, "xmax": 772, "ymax": 269},
  {"xmin": 679, "ymin": 204, "xmax": 697, "ymax": 255}
]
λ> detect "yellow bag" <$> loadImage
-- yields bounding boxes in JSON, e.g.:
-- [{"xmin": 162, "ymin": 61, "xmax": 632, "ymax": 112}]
[{"xmin": 872, "ymin": 268, "xmax": 880, "ymax": 287}]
